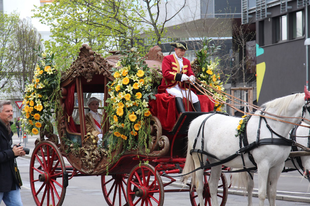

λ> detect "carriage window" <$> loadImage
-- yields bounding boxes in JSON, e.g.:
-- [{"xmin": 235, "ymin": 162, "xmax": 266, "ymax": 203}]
[{"xmin": 72, "ymin": 93, "xmax": 80, "ymax": 124}]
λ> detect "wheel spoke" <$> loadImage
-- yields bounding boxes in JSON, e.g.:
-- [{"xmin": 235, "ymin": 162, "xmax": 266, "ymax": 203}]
[{"xmin": 30, "ymin": 142, "xmax": 66, "ymax": 206}]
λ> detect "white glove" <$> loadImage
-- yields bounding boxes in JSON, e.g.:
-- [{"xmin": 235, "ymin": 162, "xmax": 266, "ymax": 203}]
[
  {"xmin": 181, "ymin": 74, "xmax": 189, "ymax": 82},
  {"xmin": 189, "ymin": 75, "xmax": 195, "ymax": 83}
]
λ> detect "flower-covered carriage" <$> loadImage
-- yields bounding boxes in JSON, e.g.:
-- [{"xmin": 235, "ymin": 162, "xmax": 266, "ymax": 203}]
[{"xmin": 25, "ymin": 44, "xmax": 229, "ymax": 206}]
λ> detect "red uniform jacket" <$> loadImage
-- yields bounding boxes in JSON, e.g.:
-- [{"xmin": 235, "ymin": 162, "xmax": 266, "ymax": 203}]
[{"xmin": 158, "ymin": 54, "xmax": 195, "ymax": 93}]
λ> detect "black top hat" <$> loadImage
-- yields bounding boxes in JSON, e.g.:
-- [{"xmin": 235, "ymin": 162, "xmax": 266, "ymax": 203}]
[{"xmin": 170, "ymin": 41, "xmax": 188, "ymax": 50}]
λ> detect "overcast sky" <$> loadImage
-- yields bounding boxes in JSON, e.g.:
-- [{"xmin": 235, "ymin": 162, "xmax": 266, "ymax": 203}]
[{"xmin": 3, "ymin": 0, "xmax": 49, "ymax": 31}]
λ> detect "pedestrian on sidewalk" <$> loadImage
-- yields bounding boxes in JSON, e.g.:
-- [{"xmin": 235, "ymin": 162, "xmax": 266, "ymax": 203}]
[
  {"xmin": 15, "ymin": 117, "xmax": 20, "ymax": 138},
  {"xmin": 0, "ymin": 100, "xmax": 25, "ymax": 206}
]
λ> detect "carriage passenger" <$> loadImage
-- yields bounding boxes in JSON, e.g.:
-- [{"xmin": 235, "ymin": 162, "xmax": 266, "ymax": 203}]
[
  {"xmin": 158, "ymin": 41, "xmax": 201, "ymax": 113},
  {"xmin": 85, "ymin": 97, "xmax": 103, "ymax": 144}
]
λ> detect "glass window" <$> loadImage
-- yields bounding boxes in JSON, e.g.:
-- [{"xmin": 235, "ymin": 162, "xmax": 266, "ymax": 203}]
[
  {"xmin": 281, "ymin": 15, "xmax": 287, "ymax": 41},
  {"xmin": 273, "ymin": 15, "xmax": 287, "ymax": 42},
  {"xmin": 296, "ymin": 11, "xmax": 303, "ymax": 37}
]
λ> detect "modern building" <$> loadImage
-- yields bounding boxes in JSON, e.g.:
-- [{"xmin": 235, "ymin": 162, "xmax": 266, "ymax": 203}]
[{"xmin": 242, "ymin": 0, "xmax": 309, "ymax": 105}]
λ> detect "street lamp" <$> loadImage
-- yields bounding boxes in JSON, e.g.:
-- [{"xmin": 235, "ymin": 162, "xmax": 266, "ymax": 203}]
[{"xmin": 304, "ymin": 38, "xmax": 310, "ymax": 90}]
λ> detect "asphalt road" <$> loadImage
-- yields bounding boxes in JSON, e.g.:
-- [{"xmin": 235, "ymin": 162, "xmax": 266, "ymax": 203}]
[{"xmin": 13, "ymin": 134, "xmax": 310, "ymax": 205}]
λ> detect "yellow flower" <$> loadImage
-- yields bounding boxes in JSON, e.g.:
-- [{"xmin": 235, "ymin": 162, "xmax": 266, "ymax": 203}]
[
  {"xmin": 32, "ymin": 128, "xmax": 39, "ymax": 135},
  {"xmin": 134, "ymin": 123, "xmax": 141, "ymax": 131},
  {"xmin": 139, "ymin": 79, "xmax": 144, "ymax": 85},
  {"xmin": 34, "ymin": 113, "xmax": 40, "ymax": 120},
  {"xmin": 115, "ymin": 85, "xmax": 121, "ymax": 92},
  {"xmin": 39, "ymin": 70, "xmax": 43, "ymax": 74},
  {"xmin": 44, "ymin": 66, "xmax": 51, "ymax": 72},
  {"xmin": 239, "ymin": 119, "xmax": 243, "ymax": 125},
  {"xmin": 237, "ymin": 125, "xmax": 241, "ymax": 130},
  {"xmin": 212, "ymin": 74, "xmax": 217, "ymax": 82},
  {"xmin": 135, "ymin": 92, "xmax": 142, "ymax": 99},
  {"xmin": 114, "ymin": 71, "xmax": 120, "ymax": 78},
  {"xmin": 35, "ymin": 122, "xmax": 42, "ymax": 128},
  {"xmin": 26, "ymin": 113, "xmax": 30, "ymax": 119},
  {"xmin": 242, "ymin": 115, "xmax": 247, "ymax": 118},
  {"xmin": 122, "ymin": 77, "xmax": 130, "ymax": 85},
  {"xmin": 125, "ymin": 93, "xmax": 131, "ymax": 101},
  {"xmin": 122, "ymin": 70, "xmax": 128, "ymax": 76},
  {"xmin": 129, "ymin": 112, "xmax": 137, "ymax": 122},
  {"xmin": 116, "ymin": 108, "xmax": 124, "ymax": 116},
  {"xmin": 207, "ymin": 69, "xmax": 213, "ymax": 75},
  {"xmin": 24, "ymin": 105, "xmax": 29, "ymax": 113},
  {"xmin": 113, "ymin": 115, "xmax": 118, "ymax": 122},
  {"xmin": 144, "ymin": 110, "xmax": 151, "ymax": 117},
  {"xmin": 216, "ymin": 106, "xmax": 222, "ymax": 112},
  {"xmin": 29, "ymin": 120, "xmax": 33, "ymax": 125},
  {"xmin": 133, "ymin": 83, "xmax": 139, "ymax": 90},
  {"xmin": 29, "ymin": 100, "xmax": 34, "ymax": 107},
  {"xmin": 121, "ymin": 134, "xmax": 127, "ymax": 140},
  {"xmin": 29, "ymin": 107, "xmax": 33, "ymax": 113},
  {"xmin": 118, "ymin": 102, "xmax": 124, "ymax": 108},
  {"xmin": 36, "ymin": 104, "xmax": 43, "ymax": 111},
  {"xmin": 114, "ymin": 131, "xmax": 121, "ymax": 137},
  {"xmin": 137, "ymin": 70, "xmax": 144, "ymax": 77},
  {"xmin": 36, "ymin": 79, "xmax": 40, "ymax": 83},
  {"xmin": 131, "ymin": 131, "xmax": 137, "ymax": 136}
]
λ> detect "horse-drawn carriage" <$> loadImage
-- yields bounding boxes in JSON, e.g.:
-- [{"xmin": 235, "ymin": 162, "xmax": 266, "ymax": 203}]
[
  {"xmin": 27, "ymin": 44, "xmax": 310, "ymax": 206},
  {"xmin": 28, "ymin": 44, "xmax": 228, "ymax": 206}
]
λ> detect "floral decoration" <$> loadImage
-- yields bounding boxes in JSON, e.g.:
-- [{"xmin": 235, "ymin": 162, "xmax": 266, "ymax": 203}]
[
  {"xmin": 105, "ymin": 48, "xmax": 155, "ymax": 152},
  {"xmin": 193, "ymin": 38, "xmax": 227, "ymax": 111},
  {"xmin": 235, "ymin": 115, "xmax": 248, "ymax": 137},
  {"xmin": 21, "ymin": 52, "xmax": 60, "ymax": 135}
]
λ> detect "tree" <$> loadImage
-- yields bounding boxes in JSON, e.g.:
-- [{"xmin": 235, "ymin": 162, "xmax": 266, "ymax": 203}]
[
  {"xmin": 0, "ymin": 17, "xmax": 42, "ymax": 98},
  {"xmin": 0, "ymin": 13, "xmax": 20, "ymax": 91},
  {"xmin": 11, "ymin": 18, "xmax": 42, "ymax": 92},
  {"xmin": 230, "ymin": 19, "xmax": 256, "ymax": 86},
  {"xmin": 32, "ymin": 0, "xmax": 186, "ymax": 70}
]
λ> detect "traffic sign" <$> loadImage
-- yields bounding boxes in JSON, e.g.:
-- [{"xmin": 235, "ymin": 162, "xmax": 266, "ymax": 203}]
[{"xmin": 15, "ymin": 101, "xmax": 23, "ymax": 109}]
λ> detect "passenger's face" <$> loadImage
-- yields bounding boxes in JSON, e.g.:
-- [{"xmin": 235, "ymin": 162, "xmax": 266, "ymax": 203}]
[
  {"xmin": 0, "ymin": 105, "xmax": 13, "ymax": 124},
  {"xmin": 175, "ymin": 48, "xmax": 186, "ymax": 58},
  {"xmin": 89, "ymin": 101, "xmax": 99, "ymax": 112}
]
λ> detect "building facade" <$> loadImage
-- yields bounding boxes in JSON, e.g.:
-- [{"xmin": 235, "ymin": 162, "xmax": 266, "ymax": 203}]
[{"xmin": 243, "ymin": 0, "xmax": 310, "ymax": 104}]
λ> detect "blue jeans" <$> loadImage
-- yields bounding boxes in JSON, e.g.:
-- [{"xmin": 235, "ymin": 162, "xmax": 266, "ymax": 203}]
[{"xmin": 0, "ymin": 185, "xmax": 23, "ymax": 206}]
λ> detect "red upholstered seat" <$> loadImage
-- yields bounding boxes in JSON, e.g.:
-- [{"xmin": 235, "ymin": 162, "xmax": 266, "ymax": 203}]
[{"xmin": 149, "ymin": 93, "xmax": 214, "ymax": 131}]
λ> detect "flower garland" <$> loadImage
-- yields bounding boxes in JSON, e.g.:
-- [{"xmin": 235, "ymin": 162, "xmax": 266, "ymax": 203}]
[
  {"xmin": 105, "ymin": 48, "xmax": 155, "ymax": 152},
  {"xmin": 21, "ymin": 52, "xmax": 60, "ymax": 135},
  {"xmin": 235, "ymin": 115, "xmax": 248, "ymax": 137},
  {"xmin": 194, "ymin": 39, "xmax": 227, "ymax": 111}
]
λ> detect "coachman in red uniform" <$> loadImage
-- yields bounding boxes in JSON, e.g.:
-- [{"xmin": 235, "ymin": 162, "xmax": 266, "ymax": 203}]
[{"xmin": 158, "ymin": 42, "xmax": 201, "ymax": 113}]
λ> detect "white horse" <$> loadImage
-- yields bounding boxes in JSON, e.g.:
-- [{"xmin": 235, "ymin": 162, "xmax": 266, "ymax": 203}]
[
  {"xmin": 182, "ymin": 91, "xmax": 310, "ymax": 206},
  {"xmin": 231, "ymin": 122, "xmax": 310, "ymax": 206}
]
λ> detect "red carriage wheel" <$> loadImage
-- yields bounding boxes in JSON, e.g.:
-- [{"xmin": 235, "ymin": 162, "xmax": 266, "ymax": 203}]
[
  {"xmin": 127, "ymin": 164, "xmax": 164, "ymax": 206},
  {"xmin": 189, "ymin": 171, "xmax": 228, "ymax": 206},
  {"xmin": 30, "ymin": 141, "xmax": 68, "ymax": 206},
  {"xmin": 101, "ymin": 174, "xmax": 129, "ymax": 206}
]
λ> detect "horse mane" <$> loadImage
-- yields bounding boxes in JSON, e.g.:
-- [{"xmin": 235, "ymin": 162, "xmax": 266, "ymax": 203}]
[{"xmin": 262, "ymin": 93, "xmax": 304, "ymax": 116}]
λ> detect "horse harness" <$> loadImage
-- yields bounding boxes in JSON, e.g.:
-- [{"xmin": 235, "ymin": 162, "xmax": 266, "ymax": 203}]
[
  {"xmin": 190, "ymin": 110, "xmax": 297, "ymax": 175},
  {"xmin": 287, "ymin": 124, "xmax": 310, "ymax": 176}
]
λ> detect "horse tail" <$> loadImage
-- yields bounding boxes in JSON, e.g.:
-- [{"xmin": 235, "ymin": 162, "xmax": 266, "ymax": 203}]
[
  {"xmin": 230, "ymin": 171, "xmax": 252, "ymax": 191},
  {"xmin": 181, "ymin": 142, "xmax": 196, "ymax": 189}
]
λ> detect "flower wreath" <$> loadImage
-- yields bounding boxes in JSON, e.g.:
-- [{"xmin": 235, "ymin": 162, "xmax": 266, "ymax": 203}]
[
  {"xmin": 105, "ymin": 48, "xmax": 155, "ymax": 152},
  {"xmin": 21, "ymin": 52, "xmax": 60, "ymax": 135},
  {"xmin": 235, "ymin": 115, "xmax": 249, "ymax": 137}
]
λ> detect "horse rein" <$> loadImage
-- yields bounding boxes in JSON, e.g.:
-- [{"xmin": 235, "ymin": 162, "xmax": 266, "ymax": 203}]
[{"xmin": 188, "ymin": 79, "xmax": 310, "ymax": 129}]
